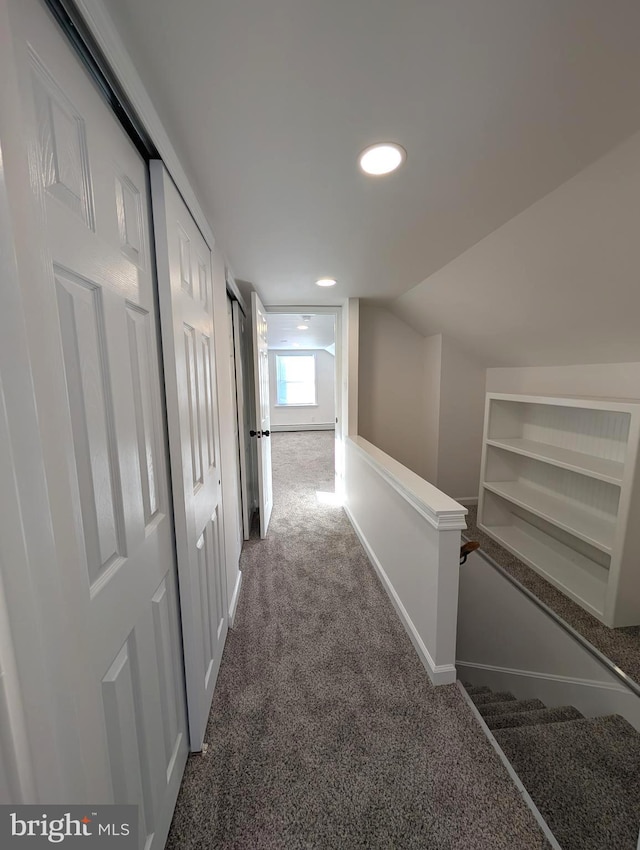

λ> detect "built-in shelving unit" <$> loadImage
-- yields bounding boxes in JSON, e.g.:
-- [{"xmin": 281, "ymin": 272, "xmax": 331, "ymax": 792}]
[{"xmin": 478, "ymin": 394, "xmax": 640, "ymax": 627}]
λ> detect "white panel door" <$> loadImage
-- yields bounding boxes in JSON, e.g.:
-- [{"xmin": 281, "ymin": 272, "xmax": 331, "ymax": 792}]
[
  {"xmin": 232, "ymin": 300, "xmax": 251, "ymax": 540},
  {"xmin": 150, "ymin": 161, "xmax": 228, "ymax": 751},
  {"xmin": 4, "ymin": 0, "xmax": 188, "ymax": 843},
  {"xmin": 252, "ymin": 291, "xmax": 273, "ymax": 537}
]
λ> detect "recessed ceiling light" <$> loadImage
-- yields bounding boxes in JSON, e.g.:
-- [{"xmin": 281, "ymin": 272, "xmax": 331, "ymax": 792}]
[
  {"xmin": 292, "ymin": 343, "xmax": 300, "ymax": 347},
  {"xmin": 297, "ymin": 324, "xmax": 309, "ymax": 330},
  {"xmin": 316, "ymin": 278, "xmax": 337, "ymax": 287},
  {"xmin": 359, "ymin": 142, "xmax": 406, "ymax": 175}
]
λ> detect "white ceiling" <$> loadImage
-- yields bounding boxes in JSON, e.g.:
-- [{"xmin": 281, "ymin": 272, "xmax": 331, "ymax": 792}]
[
  {"xmin": 104, "ymin": 0, "xmax": 640, "ymax": 311},
  {"xmin": 266, "ymin": 313, "xmax": 335, "ymax": 351},
  {"xmin": 104, "ymin": 0, "xmax": 640, "ymax": 363}
]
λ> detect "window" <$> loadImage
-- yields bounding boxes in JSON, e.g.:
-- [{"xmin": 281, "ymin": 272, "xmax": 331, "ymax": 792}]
[{"xmin": 276, "ymin": 353, "xmax": 316, "ymax": 405}]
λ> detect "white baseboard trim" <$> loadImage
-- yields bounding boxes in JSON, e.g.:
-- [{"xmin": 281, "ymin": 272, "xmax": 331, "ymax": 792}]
[
  {"xmin": 228, "ymin": 570, "xmax": 243, "ymax": 627},
  {"xmin": 455, "ymin": 497, "xmax": 478, "ymax": 506},
  {"xmin": 271, "ymin": 424, "xmax": 335, "ymax": 432},
  {"xmin": 344, "ymin": 503, "xmax": 456, "ymax": 686},
  {"xmin": 456, "ymin": 682, "xmax": 562, "ymax": 850}
]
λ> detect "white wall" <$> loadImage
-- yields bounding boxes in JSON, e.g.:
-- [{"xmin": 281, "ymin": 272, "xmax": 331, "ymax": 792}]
[
  {"xmin": 437, "ymin": 338, "xmax": 487, "ymax": 501},
  {"xmin": 335, "ymin": 299, "xmax": 359, "ymax": 498},
  {"xmin": 345, "ymin": 437, "xmax": 466, "ymax": 685},
  {"xmin": 268, "ymin": 349, "xmax": 335, "ymax": 429},
  {"xmin": 345, "ymin": 298, "xmax": 359, "ymax": 438},
  {"xmin": 486, "ymin": 362, "xmax": 640, "ymax": 400},
  {"xmin": 422, "ymin": 334, "xmax": 442, "ymax": 484},
  {"xmin": 359, "ymin": 307, "xmax": 485, "ymax": 500},
  {"xmin": 358, "ymin": 304, "xmax": 429, "ymax": 479}
]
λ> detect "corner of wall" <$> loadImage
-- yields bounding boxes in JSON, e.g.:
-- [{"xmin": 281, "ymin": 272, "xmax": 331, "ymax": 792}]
[
  {"xmin": 436, "ymin": 338, "xmax": 486, "ymax": 501},
  {"xmin": 357, "ymin": 302, "xmax": 430, "ymax": 476},
  {"xmin": 422, "ymin": 334, "xmax": 443, "ymax": 484},
  {"xmin": 345, "ymin": 298, "xmax": 359, "ymax": 437}
]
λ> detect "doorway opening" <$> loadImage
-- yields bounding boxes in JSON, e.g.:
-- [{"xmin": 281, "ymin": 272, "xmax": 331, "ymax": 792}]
[
  {"xmin": 234, "ymin": 301, "xmax": 343, "ymax": 541},
  {"xmin": 235, "ymin": 303, "xmax": 343, "ymax": 540},
  {"xmin": 266, "ymin": 310, "xmax": 338, "ymax": 509}
]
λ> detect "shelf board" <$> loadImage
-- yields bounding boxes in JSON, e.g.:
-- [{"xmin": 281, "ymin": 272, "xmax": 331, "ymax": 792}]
[
  {"xmin": 482, "ymin": 480, "xmax": 616, "ymax": 554},
  {"xmin": 486, "ymin": 438, "xmax": 624, "ymax": 486},
  {"xmin": 487, "ymin": 392, "xmax": 640, "ymax": 412},
  {"xmin": 479, "ymin": 522, "xmax": 608, "ymax": 617}
]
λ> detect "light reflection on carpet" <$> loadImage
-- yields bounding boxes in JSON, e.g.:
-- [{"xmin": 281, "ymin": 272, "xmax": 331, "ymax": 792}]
[{"xmin": 315, "ymin": 490, "xmax": 342, "ymax": 506}]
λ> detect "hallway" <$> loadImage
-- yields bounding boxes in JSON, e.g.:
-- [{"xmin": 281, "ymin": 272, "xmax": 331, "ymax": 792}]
[{"xmin": 166, "ymin": 432, "xmax": 548, "ymax": 849}]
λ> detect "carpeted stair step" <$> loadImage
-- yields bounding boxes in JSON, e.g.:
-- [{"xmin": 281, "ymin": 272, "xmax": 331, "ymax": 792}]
[
  {"xmin": 463, "ymin": 684, "xmax": 491, "ymax": 697},
  {"xmin": 486, "ymin": 705, "xmax": 583, "ymax": 731},
  {"xmin": 470, "ymin": 690, "xmax": 516, "ymax": 707},
  {"xmin": 494, "ymin": 715, "xmax": 640, "ymax": 850},
  {"xmin": 479, "ymin": 698, "xmax": 545, "ymax": 718}
]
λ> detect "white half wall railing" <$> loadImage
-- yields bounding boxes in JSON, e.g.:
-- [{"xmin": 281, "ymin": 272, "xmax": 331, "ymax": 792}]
[{"xmin": 344, "ymin": 436, "xmax": 467, "ymax": 685}]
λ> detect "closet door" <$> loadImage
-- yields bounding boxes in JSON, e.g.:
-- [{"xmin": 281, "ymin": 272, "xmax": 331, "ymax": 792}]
[
  {"xmin": 151, "ymin": 161, "xmax": 228, "ymax": 751},
  {"xmin": 3, "ymin": 0, "xmax": 188, "ymax": 844}
]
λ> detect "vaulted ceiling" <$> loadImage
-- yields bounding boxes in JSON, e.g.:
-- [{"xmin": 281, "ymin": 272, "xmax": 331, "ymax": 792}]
[{"xmin": 104, "ymin": 0, "xmax": 640, "ymax": 351}]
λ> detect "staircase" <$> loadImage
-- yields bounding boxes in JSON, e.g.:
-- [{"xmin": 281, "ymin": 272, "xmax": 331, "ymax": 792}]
[{"xmin": 465, "ymin": 684, "xmax": 640, "ymax": 850}]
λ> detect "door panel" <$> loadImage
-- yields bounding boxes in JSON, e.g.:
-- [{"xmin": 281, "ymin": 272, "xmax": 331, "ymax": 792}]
[
  {"xmin": 30, "ymin": 49, "xmax": 95, "ymax": 230},
  {"xmin": 150, "ymin": 161, "xmax": 228, "ymax": 751},
  {"xmin": 54, "ymin": 268, "xmax": 127, "ymax": 583},
  {"xmin": 5, "ymin": 0, "xmax": 188, "ymax": 842},
  {"xmin": 101, "ymin": 636, "xmax": 153, "ymax": 848},
  {"xmin": 151, "ymin": 577, "xmax": 185, "ymax": 778},
  {"xmin": 252, "ymin": 291, "xmax": 273, "ymax": 537},
  {"xmin": 126, "ymin": 304, "xmax": 162, "ymax": 527}
]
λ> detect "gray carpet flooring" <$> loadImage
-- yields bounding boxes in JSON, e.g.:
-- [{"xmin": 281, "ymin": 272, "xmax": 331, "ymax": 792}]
[
  {"xmin": 467, "ymin": 686, "xmax": 640, "ymax": 850},
  {"xmin": 166, "ymin": 432, "xmax": 549, "ymax": 849},
  {"xmin": 465, "ymin": 505, "xmax": 640, "ymax": 686}
]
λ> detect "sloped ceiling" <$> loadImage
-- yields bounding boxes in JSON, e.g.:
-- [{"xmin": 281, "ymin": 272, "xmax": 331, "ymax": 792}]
[
  {"xmin": 390, "ymin": 132, "xmax": 640, "ymax": 367},
  {"xmin": 103, "ymin": 0, "xmax": 640, "ymax": 362}
]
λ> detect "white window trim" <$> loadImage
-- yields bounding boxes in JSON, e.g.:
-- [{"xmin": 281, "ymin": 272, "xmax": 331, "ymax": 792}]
[{"xmin": 275, "ymin": 351, "xmax": 317, "ymax": 407}]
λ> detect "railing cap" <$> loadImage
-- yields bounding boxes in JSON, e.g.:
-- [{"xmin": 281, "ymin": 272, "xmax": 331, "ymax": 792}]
[{"xmin": 348, "ymin": 436, "xmax": 468, "ymax": 531}]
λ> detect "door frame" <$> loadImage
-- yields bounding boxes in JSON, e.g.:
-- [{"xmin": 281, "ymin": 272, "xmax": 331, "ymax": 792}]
[
  {"xmin": 264, "ymin": 304, "xmax": 344, "ymax": 492},
  {"xmin": 229, "ymin": 296, "xmax": 251, "ymax": 541},
  {"xmin": 252, "ymin": 292, "xmax": 274, "ymax": 538}
]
